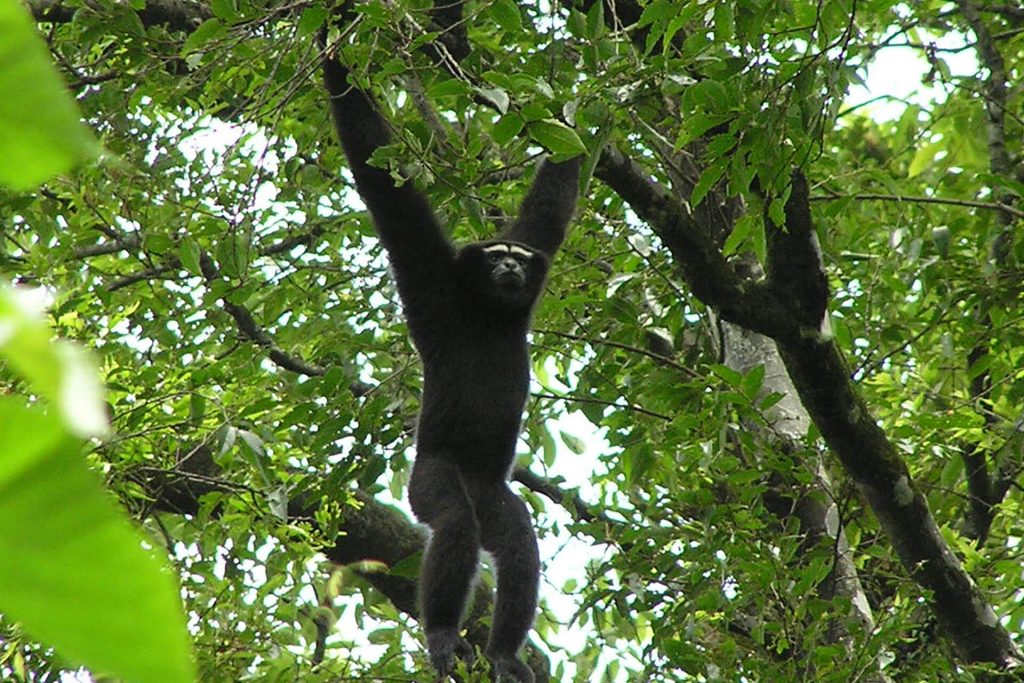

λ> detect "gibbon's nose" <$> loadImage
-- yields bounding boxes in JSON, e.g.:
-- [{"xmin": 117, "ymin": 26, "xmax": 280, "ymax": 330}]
[{"xmin": 497, "ymin": 264, "xmax": 525, "ymax": 285}]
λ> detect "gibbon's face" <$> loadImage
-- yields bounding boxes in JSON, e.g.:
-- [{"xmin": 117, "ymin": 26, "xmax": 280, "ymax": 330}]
[
  {"xmin": 458, "ymin": 241, "xmax": 549, "ymax": 310},
  {"xmin": 485, "ymin": 242, "xmax": 532, "ymax": 287}
]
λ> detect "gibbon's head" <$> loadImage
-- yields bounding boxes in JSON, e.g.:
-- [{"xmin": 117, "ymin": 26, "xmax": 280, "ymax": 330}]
[{"xmin": 456, "ymin": 240, "xmax": 550, "ymax": 310}]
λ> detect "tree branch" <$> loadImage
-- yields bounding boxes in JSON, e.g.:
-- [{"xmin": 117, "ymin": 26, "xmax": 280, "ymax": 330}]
[
  {"xmin": 28, "ymin": 0, "xmax": 210, "ymax": 32},
  {"xmin": 955, "ymin": 1, "xmax": 1018, "ymax": 546},
  {"xmin": 594, "ymin": 146, "xmax": 792, "ymax": 339},
  {"xmin": 764, "ymin": 170, "xmax": 829, "ymax": 329},
  {"xmin": 583, "ymin": 100, "xmax": 1024, "ymax": 671},
  {"xmin": 766, "ymin": 181, "xmax": 1022, "ymax": 667},
  {"xmin": 815, "ymin": 191, "xmax": 1024, "ymax": 220},
  {"xmin": 195, "ymin": 252, "xmax": 328, "ymax": 377},
  {"xmin": 132, "ymin": 457, "xmax": 574, "ymax": 681},
  {"xmin": 513, "ymin": 468, "xmax": 613, "ymax": 528}
]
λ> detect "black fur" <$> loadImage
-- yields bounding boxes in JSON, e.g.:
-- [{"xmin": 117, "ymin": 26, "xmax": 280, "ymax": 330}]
[{"xmin": 323, "ymin": 54, "xmax": 582, "ymax": 682}]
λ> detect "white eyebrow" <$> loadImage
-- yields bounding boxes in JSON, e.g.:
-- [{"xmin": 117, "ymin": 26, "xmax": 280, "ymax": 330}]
[
  {"xmin": 482, "ymin": 243, "xmax": 535, "ymax": 259},
  {"xmin": 508, "ymin": 245, "xmax": 534, "ymax": 258}
]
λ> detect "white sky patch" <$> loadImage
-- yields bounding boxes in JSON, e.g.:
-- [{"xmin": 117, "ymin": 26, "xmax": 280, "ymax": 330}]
[
  {"xmin": 56, "ymin": 342, "xmax": 111, "ymax": 438},
  {"xmin": 848, "ymin": 31, "xmax": 980, "ymax": 120}
]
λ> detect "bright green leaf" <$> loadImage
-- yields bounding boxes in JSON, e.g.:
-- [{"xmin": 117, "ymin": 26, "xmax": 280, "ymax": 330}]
[
  {"xmin": 181, "ymin": 18, "xmax": 227, "ymax": 57},
  {"xmin": 493, "ymin": 113, "xmax": 524, "ymax": 145},
  {"xmin": 908, "ymin": 141, "xmax": 941, "ymax": 178},
  {"xmin": 560, "ymin": 430, "xmax": 587, "ymax": 455},
  {"xmin": 179, "ymin": 237, "xmax": 202, "ymax": 275},
  {"xmin": 0, "ymin": 0, "xmax": 99, "ymax": 189},
  {"xmin": 489, "ymin": 0, "xmax": 522, "ymax": 33},
  {"xmin": 210, "ymin": 0, "xmax": 239, "ymax": 21},
  {"xmin": 0, "ymin": 399, "xmax": 194, "ymax": 683},
  {"xmin": 0, "ymin": 288, "xmax": 108, "ymax": 437},
  {"xmin": 527, "ymin": 119, "xmax": 587, "ymax": 158},
  {"xmin": 297, "ymin": 6, "xmax": 327, "ymax": 36},
  {"xmin": 690, "ymin": 162, "xmax": 726, "ymax": 208}
]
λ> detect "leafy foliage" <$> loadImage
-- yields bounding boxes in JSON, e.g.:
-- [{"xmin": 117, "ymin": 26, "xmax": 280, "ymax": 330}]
[{"xmin": 3, "ymin": 0, "xmax": 1023, "ymax": 681}]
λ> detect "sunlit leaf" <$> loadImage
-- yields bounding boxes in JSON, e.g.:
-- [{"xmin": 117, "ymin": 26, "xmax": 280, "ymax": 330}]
[
  {"xmin": 0, "ymin": 0, "xmax": 99, "ymax": 189},
  {"xmin": 0, "ymin": 399, "xmax": 194, "ymax": 683}
]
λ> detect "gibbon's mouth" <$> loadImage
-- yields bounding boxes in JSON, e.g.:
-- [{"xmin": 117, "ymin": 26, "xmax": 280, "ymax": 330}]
[{"xmin": 494, "ymin": 270, "xmax": 525, "ymax": 288}]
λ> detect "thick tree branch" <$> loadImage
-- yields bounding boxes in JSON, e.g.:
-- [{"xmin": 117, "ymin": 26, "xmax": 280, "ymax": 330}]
[
  {"xmin": 133, "ymin": 461, "xmax": 424, "ymax": 614},
  {"xmin": 132, "ymin": 458, "xmax": 566, "ymax": 681},
  {"xmin": 601, "ymin": 140, "xmax": 1022, "ymax": 667},
  {"xmin": 956, "ymin": 1, "xmax": 1018, "ymax": 546},
  {"xmin": 958, "ymin": 1, "xmax": 1013, "ymax": 212},
  {"xmin": 73, "ymin": 235, "xmax": 142, "ymax": 259},
  {"xmin": 594, "ymin": 146, "xmax": 792, "ymax": 339},
  {"xmin": 764, "ymin": 170, "xmax": 829, "ymax": 329},
  {"xmin": 984, "ymin": 4, "xmax": 1024, "ymax": 23},
  {"xmin": 724, "ymin": 318, "xmax": 885, "ymax": 681},
  {"xmin": 767, "ymin": 182, "xmax": 1022, "ymax": 668},
  {"xmin": 774, "ymin": 332, "xmax": 1021, "ymax": 666},
  {"xmin": 28, "ymin": 0, "xmax": 210, "ymax": 31}
]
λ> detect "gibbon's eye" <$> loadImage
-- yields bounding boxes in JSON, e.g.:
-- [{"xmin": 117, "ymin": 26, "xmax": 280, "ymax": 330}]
[{"xmin": 488, "ymin": 252, "xmax": 503, "ymax": 264}]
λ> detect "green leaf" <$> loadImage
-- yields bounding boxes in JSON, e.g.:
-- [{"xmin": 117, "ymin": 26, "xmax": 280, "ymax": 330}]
[
  {"xmin": 428, "ymin": 79, "xmax": 471, "ymax": 99},
  {"xmin": 722, "ymin": 213, "xmax": 753, "ymax": 255},
  {"xmin": 179, "ymin": 237, "xmax": 202, "ymax": 275},
  {"xmin": 297, "ymin": 6, "xmax": 327, "ymax": 36},
  {"xmin": 686, "ymin": 78, "xmax": 729, "ymax": 112},
  {"xmin": 0, "ymin": 0, "xmax": 100, "ymax": 189},
  {"xmin": 908, "ymin": 141, "xmax": 941, "ymax": 178},
  {"xmin": 768, "ymin": 197, "xmax": 786, "ymax": 227},
  {"xmin": 476, "ymin": 86, "xmax": 510, "ymax": 115},
  {"xmin": 520, "ymin": 102, "xmax": 551, "ymax": 122},
  {"xmin": 637, "ymin": 0, "xmax": 672, "ymax": 28},
  {"xmin": 968, "ymin": 352, "xmax": 991, "ymax": 380},
  {"xmin": 713, "ymin": 2, "xmax": 735, "ymax": 42},
  {"xmin": 711, "ymin": 364, "xmax": 743, "ymax": 388},
  {"xmin": 489, "ymin": 0, "xmax": 522, "ymax": 33},
  {"xmin": 585, "ymin": 0, "xmax": 604, "ymax": 39},
  {"xmin": 566, "ymin": 9, "xmax": 586, "ymax": 38},
  {"xmin": 560, "ymin": 430, "xmax": 587, "ymax": 455},
  {"xmin": 527, "ymin": 119, "xmax": 587, "ymax": 158},
  {"xmin": 0, "ymin": 399, "xmax": 195, "ymax": 683},
  {"xmin": 209, "ymin": 0, "xmax": 239, "ymax": 21},
  {"xmin": 181, "ymin": 18, "xmax": 227, "ymax": 57},
  {"xmin": 741, "ymin": 364, "xmax": 766, "ymax": 399},
  {"xmin": 690, "ymin": 162, "xmax": 726, "ymax": 208},
  {"xmin": 541, "ymin": 424, "xmax": 557, "ymax": 467},
  {"xmin": 493, "ymin": 113, "xmax": 524, "ymax": 145},
  {"xmin": 0, "ymin": 288, "xmax": 108, "ymax": 437},
  {"xmin": 215, "ymin": 235, "xmax": 248, "ymax": 278}
]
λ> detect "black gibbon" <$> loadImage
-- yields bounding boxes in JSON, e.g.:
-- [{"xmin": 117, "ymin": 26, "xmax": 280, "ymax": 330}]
[{"xmin": 323, "ymin": 50, "xmax": 582, "ymax": 683}]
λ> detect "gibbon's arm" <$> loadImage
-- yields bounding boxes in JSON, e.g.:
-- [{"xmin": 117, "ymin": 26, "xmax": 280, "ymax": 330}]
[
  {"xmin": 323, "ymin": 57, "xmax": 456, "ymax": 292},
  {"xmin": 501, "ymin": 156, "xmax": 583, "ymax": 259}
]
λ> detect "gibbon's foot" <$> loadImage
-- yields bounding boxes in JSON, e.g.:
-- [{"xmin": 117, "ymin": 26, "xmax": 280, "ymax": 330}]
[
  {"xmin": 489, "ymin": 652, "xmax": 534, "ymax": 683},
  {"xmin": 426, "ymin": 628, "xmax": 474, "ymax": 676}
]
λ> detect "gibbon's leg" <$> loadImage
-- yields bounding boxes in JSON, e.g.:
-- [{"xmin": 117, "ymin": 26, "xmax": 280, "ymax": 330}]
[
  {"xmin": 468, "ymin": 479, "xmax": 540, "ymax": 683},
  {"xmin": 408, "ymin": 456, "xmax": 479, "ymax": 675}
]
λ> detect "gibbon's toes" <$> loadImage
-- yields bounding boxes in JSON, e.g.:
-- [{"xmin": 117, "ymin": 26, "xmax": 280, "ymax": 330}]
[
  {"xmin": 426, "ymin": 628, "xmax": 473, "ymax": 676},
  {"xmin": 491, "ymin": 654, "xmax": 534, "ymax": 683}
]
